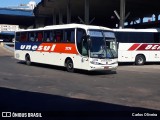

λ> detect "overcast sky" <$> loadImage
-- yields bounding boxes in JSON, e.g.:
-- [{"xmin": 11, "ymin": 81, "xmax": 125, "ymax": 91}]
[{"xmin": 0, "ymin": 0, "xmax": 41, "ymax": 7}]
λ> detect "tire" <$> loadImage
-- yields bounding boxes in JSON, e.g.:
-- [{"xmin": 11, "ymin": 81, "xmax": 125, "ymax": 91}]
[
  {"xmin": 135, "ymin": 55, "xmax": 145, "ymax": 65},
  {"xmin": 66, "ymin": 59, "xmax": 74, "ymax": 72},
  {"xmin": 25, "ymin": 54, "xmax": 31, "ymax": 66}
]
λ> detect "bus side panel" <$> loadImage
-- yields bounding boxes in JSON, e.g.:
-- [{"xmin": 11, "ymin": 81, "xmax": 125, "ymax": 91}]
[
  {"xmin": 149, "ymin": 51, "xmax": 160, "ymax": 62},
  {"xmin": 118, "ymin": 43, "xmax": 160, "ymax": 63},
  {"xmin": 118, "ymin": 43, "xmax": 134, "ymax": 62},
  {"xmin": 15, "ymin": 50, "xmax": 90, "ymax": 70},
  {"xmin": 15, "ymin": 50, "xmax": 26, "ymax": 61}
]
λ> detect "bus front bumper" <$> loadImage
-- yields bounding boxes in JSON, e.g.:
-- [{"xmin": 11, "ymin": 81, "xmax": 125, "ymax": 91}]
[{"xmin": 89, "ymin": 63, "xmax": 118, "ymax": 71}]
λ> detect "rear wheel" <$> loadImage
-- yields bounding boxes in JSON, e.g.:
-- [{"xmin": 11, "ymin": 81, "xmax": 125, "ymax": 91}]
[
  {"xmin": 135, "ymin": 55, "xmax": 145, "ymax": 65},
  {"xmin": 25, "ymin": 54, "xmax": 31, "ymax": 66},
  {"xmin": 66, "ymin": 59, "xmax": 74, "ymax": 72}
]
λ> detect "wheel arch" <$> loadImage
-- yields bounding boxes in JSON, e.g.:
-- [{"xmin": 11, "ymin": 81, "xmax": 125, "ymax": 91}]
[
  {"xmin": 135, "ymin": 54, "xmax": 146, "ymax": 65},
  {"xmin": 64, "ymin": 57, "xmax": 73, "ymax": 67},
  {"xmin": 135, "ymin": 54, "xmax": 146, "ymax": 61},
  {"xmin": 25, "ymin": 53, "xmax": 30, "ymax": 60}
]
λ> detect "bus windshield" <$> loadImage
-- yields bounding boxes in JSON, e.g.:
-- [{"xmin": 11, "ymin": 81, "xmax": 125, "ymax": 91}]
[{"xmin": 88, "ymin": 30, "xmax": 118, "ymax": 59}]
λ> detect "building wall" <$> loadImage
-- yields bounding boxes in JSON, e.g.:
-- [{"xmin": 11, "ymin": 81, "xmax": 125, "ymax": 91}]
[{"xmin": 0, "ymin": 24, "xmax": 19, "ymax": 31}]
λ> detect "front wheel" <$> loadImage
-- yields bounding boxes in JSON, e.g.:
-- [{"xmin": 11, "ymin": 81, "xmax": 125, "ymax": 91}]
[
  {"xmin": 66, "ymin": 59, "xmax": 74, "ymax": 72},
  {"xmin": 135, "ymin": 55, "xmax": 145, "ymax": 65}
]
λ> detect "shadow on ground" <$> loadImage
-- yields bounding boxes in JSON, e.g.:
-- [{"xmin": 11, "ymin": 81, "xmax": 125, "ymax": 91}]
[
  {"xmin": 118, "ymin": 62, "xmax": 160, "ymax": 66},
  {"xmin": 0, "ymin": 87, "xmax": 159, "ymax": 120},
  {"xmin": 17, "ymin": 61, "xmax": 117, "ymax": 76}
]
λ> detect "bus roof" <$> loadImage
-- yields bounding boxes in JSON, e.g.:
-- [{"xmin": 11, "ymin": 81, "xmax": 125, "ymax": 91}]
[
  {"xmin": 113, "ymin": 28, "xmax": 160, "ymax": 33},
  {"xmin": 0, "ymin": 31, "xmax": 15, "ymax": 35},
  {"xmin": 17, "ymin": 24, "xmax": 113, "ymax": 32}
]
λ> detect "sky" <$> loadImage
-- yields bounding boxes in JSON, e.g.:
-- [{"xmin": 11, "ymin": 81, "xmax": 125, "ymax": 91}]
[{"xmin": 0, "ymin": 0, "xmax": 41, "ymax": 8}]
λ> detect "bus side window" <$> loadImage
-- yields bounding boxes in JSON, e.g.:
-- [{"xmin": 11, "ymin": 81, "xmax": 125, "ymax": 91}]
[
  {"xmin": 154, "ymin": 33, "xmax": 159, "ymax": 43},
  {"xmin": 56, "ymin": 34, "xmax": 61, "ymax": 42},
  {"xmin": 115, "ymin": 32, "xmax": 128, "ymax": 43},
  {"xmin": 37, "ymin": 32, "xmax": 43, "ymax": 42},
  {"xmin": 64, "ymin": 29, "xmax": 75, "ymax": 43},
  {"xmin": 50, "ymin": 31, "xmax": 55, "ymax": 42},
  {"xmin": 44, "ymin": 31, "xmax": 55, "ymax": 42},
  {"xmin": 55, "ymin": 30, "xmax": 63, "ymax": 42},
  {"xmin": 44, "ymin": 31, "xmax": 50, "ymax": 42},
  {"xmin": 20, "ymin": 32, "xmax": 28, "ymax": 42},
  {"xmin": 28, "ymin": 32, "xmax": 35, "ymax": 42},
  {"xmin": 64, "ymin": 30, "xmax": 68, "ymax": 42},
  {"xmin": 66, "ymin": 29, "xmax": 75, "ymax": 43},
  {"xmin": 76, "ymin": 28, "xmax": 87, "ymax": 55},
  {"xmin": 159, "ymin": 33, "xmax": 160, "ymax": 43},
  {"xmin": 16, "ymin": 32, "xmax": 20, "ymax": 42}
]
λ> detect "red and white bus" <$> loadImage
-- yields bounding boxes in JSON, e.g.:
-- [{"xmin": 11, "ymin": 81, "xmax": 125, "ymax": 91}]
[
  {"xmin": 15, "ymin": 24, "xmax": 118, "ymax": 72},
  {"xmin": 114, "ymin": 29, "xmax": 160, "ymax": 65}
]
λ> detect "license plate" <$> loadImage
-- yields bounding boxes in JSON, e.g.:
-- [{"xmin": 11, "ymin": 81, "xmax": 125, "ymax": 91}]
[{"xmin": 104, "ymin": 66, "xmax": 108, "ymax": 69}]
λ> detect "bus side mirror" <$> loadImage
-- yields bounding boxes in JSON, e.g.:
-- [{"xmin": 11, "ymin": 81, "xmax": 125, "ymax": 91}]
[
  {"xmin": 86, "ymin": 35, "xmax": 91, "ymax": 49},
  {"xmin": 117, "ymin": 42, "xmax": 119, "ymax": 49}
]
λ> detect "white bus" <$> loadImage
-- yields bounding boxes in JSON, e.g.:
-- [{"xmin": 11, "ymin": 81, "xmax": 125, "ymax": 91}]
[
  {"xmin": 15, "ymin": 24, "xmax": 118, "ymax": 72},
  {"xmin": 114, "ymin": 29, "xmax": 160, "ymax": 65}
]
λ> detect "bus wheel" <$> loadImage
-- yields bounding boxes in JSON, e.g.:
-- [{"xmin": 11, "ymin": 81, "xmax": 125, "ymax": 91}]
[
  {"xmin": 135, "ymin": 55, "xmax": 145, "ymax": 65},
  {"xmin": 25, "ymin": 54, "xmax": 31, "ymax": 66},
  {"xmin": 66, "ymin": 59, "xmax": 74, "ymax": 72}
]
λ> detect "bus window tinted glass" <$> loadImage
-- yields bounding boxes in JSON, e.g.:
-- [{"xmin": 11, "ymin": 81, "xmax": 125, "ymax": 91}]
[
  {"xmin": 16, "ymin": 32, "xmax": 20, "ymax": 42},
  {"xmin": 64, "ymin": 29, "xmax": 75, "ymax": 42},
  {"xmin": 116, "ymin": 32, "xmax": 154, "ymax": 43},
  {"xmin": 44, "ymin": 31, "xmax": 55, "ymax": 42},
  {"xmin": 28, "ymin": 32, "xmax": 36, "ymax": 42},
  {"xmin": 36, "ymin": 31, "xmax": 43, "ymax": 42},
  {"xmin": 20, "ymin": 32, "xmax": 28, "ymax": 42},
  {"xmin": 76, "ymin": 28, "xmax": 86, "ymax": 55}
]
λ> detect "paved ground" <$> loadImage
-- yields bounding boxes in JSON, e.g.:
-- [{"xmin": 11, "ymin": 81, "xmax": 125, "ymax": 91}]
[
  {"xmin": 0, "ymin": 46, "xmax": 160, "ymax": 119},
  {"xmin": 0, "ymin": 45, "xmax": 13, "ymax": 57}
]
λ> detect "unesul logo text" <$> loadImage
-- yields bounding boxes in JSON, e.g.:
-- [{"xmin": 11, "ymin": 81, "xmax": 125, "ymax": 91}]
[{"xmin": 20, "ymin": 44, "xmax": 56, "ymax": 51}]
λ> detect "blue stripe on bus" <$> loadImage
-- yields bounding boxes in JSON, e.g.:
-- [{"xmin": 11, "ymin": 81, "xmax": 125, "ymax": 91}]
[{"xmin": 15, "ymin": 42, "xmax": 42, "ymax": 51}]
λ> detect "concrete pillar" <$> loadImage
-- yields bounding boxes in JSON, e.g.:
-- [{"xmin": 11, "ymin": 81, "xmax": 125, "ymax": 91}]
[
  {"xmin": 140, "ymin": 17, "xmax": 143, "ymax": 24},
  {"xmin": 85, "ymin": 0, "xmax": 89, "ymax": 25},
  {"xmin": 120, "ymin": 0, "xmax": 125, "ymax": 28},
  {"xmin": 59, "ymin": 10, "xmax": 63, "ymax": 24},
  {"xmin": 35, "ymin": 17, "xmax": 45, "ymax": 28},
  {"xmin": 127, "ymin": 21, "xmax": 131, "ymax": 26},
  {"xmin": 155, "ymin": 14, "xmax": 159, "ymax": 22},
  {"xmin": 67, "ymin": 0, "xmax": 71, "ymax": 24},
  {"xmin": 52, "ymin": 10, "xmax": 57, "ymax": 25}
]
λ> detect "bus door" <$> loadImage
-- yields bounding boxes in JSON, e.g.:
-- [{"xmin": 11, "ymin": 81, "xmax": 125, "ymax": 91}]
[{"xmin": 76, "ymin": 28, "xmax": 89, "ymax": 69}]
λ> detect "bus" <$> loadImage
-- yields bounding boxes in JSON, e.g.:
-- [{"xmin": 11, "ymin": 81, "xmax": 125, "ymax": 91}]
[
  {"xmin": 15, "ymin": 24, "xmax": 118, "ymax": 72},
  {"xmin": 114, "ymin": 28, "xmax": 160, "ymax": 65},
  {"xmin": 0, "ymin": 31, "xmax": 15, "ymax": 42}
]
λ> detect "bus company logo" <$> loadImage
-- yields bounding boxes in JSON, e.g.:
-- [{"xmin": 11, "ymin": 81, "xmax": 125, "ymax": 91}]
[
  {"xmin": 20, "ymin": 44, "xmax": 56, "ymax": 52},
  {"xmin": 145, "ymin": 44, "xmax": 160, "ymax": 50},
  {"xmin": 128, "ymin": 44, "xmax": 160, "ymax": 51}
]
